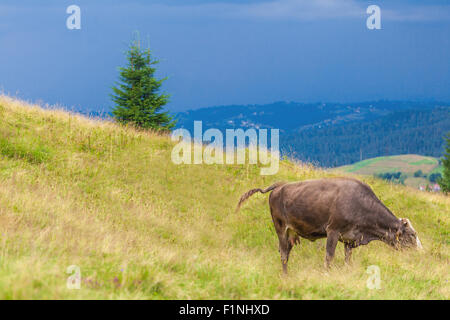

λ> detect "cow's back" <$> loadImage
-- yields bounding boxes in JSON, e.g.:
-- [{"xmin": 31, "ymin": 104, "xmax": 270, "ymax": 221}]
[{"xmin": 270, "ymin": 178, "xmax": 378, "ymax": 239}]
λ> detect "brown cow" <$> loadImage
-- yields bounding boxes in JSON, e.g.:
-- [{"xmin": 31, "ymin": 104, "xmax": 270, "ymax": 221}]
[{"xmin": 236, "ymin": 178, "xmax": 422, "ymax": 273}]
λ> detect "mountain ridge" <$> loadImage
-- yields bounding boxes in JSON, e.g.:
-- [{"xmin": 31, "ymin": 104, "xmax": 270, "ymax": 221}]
[{"xmin": 175, "ymin": 101, "xmax": 450, "ymax": 167}]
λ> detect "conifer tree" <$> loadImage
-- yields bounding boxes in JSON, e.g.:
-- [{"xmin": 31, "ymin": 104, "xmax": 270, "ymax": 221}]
[
  {"xmin": 111, "ymin": 36, "xmax": 175, "ymax": 130},
  {"xmin": 439, "ymin": 134, "xmax": 450, "ymax": 193}
]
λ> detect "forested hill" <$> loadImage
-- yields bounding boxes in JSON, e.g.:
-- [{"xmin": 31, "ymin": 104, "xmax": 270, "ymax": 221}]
[
  {"xmin": 175, "ymin": 101, "xmax": 450, "ymax": 167},
  {"xmin": 283, "ymin": 107, "xmax": 450, "ymax": 167},
  {"xmin": 175, "ymin": 101, "xmax": 437, "ymax": 133}
]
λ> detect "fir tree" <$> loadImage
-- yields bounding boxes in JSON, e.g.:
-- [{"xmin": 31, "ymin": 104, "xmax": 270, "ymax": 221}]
[
  {"xmin": 439, "ymin": 133, "xmax": 450, "ymax": 193},
  {"xmin": 111, "ymin": 37, "xmax": 175, "ymax": 130}
]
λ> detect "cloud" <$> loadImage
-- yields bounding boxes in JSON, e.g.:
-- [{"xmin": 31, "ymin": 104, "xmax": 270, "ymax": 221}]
[
  {"xmin": 382, "ymin": 5, "xmax": 450, "ymax": 22},
  {"xmin": 234, "ymin": 0, "xmax": 364, "ymax": 21},
  {"xmin": 1, "ymin": 0, "xmax": 450, "ymax": 23},
  {"xmin": 232, "ymin": 0, "xmax": 450, "ymax": 22},
  {"xmin": 136, "ymin": 0, "xmax": 450, "ymax": 23},
  {"xmin": 124, "ymin": 0, "xmax": 364, "ymax": 21}
]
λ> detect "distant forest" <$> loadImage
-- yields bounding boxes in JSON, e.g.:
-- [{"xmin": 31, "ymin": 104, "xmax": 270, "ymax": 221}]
[
  {"xmin": 175, "ymin": 101, "xmax": 450, "ymax": 167},
  {"xmin": 283, "ymin": 107, "xmax": 450, "ymax": 167}
]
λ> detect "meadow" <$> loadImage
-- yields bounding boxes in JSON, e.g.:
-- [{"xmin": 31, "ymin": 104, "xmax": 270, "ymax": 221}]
[
  {"xmin": 0, "ymin": 95, "xmax": 448, "ymax": 299},
  {"xmin": 336, "ymin": 154, "xmax": 443, "ymax": 188}
]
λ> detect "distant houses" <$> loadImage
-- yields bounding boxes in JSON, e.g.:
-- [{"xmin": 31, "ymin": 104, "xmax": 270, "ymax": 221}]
[{"xmin": 419, "ymin": 184, "xmax": 441, "ymax": 192}]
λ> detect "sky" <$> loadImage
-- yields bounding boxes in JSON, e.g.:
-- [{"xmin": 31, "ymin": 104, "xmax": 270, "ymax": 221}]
[{"xmin": 0, "ymin": 0, "xmax": 449, "ymax": 112}]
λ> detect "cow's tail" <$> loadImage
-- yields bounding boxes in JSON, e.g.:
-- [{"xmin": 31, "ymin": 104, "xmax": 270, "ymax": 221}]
[{"xmin": 235, "ymin": 182, "xmax": 286, "ymax": 212}]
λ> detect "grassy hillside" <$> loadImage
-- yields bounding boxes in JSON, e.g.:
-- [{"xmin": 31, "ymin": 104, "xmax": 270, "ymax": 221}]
[
  {"xmin": 336, "ymin": 155, "xmax": 443, "ymax": 188},
  {"xmin": 0, "ymin": 95, "xmax": 448, "ymax": 299}
]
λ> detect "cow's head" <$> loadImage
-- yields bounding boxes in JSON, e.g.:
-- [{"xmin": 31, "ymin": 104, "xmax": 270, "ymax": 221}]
[{"xmin": 395, "ymin": 218, "xmax": 423, "ymax": 249}]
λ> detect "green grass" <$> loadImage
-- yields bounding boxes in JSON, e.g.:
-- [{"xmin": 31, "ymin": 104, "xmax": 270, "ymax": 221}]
[
  {"xmin": 0, "ymin": 95, "xmax": 449, "ymax": 299},
  {"xmin": 430, "ymin": 166, "xmax": 444, "ymax": 175},
  {"xmin": 344, "ymin": 157, "xmax": 387, "ymax": 172},
  {"xmin": 0, "ymin": 137, "xmax": 51, "ymax": 164},
  {"xmin": 409, "ymin": 159, "xmax": 437, "ymax": 166}
]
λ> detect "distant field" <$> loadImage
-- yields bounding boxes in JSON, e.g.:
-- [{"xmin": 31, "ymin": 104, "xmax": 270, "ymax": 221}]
[{"xmin": 335, "ymin": 155, "xmax": 443, "ymax": 188}]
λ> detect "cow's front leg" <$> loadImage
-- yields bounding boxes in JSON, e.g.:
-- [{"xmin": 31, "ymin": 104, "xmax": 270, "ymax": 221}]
[
  {"xmin": 325, "ymin": 230, "xmax": 339, "ymax": 269},
  {"xmin": 344, "ymin": 243, "xmax": 352, "ymax": 264}
]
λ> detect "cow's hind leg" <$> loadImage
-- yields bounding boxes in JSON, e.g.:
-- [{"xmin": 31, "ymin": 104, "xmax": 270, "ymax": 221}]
[
  {"xmin": 325, "ymin": 229, "xmax": 339, "ymax": 269},
  {"xmin": 279, "ymin": 233, "xmax": 293, "ymax": 275},
  {"xmin": 272, "ymin": 217, "xmax": 293, "ymax": 274},
  {"xmin": 270, "ymin": 204, "xmax": 297, "ymax": 275}
]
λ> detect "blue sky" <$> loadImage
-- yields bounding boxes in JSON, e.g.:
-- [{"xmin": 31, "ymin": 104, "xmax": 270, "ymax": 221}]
[{"xmin": 0, "ymin": 0, "xmax": 449, "ymax": 112}]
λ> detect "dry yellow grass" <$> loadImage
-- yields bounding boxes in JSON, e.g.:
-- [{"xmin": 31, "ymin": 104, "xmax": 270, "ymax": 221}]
[{"xmin": 0, "ymin": 95, "xmax": 448, "ymax": 299}]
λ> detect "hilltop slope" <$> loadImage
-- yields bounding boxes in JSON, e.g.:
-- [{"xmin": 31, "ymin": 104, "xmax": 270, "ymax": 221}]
[{"xmin": 0, "ymin": 96, "xmax": 448, "ymax": 299}]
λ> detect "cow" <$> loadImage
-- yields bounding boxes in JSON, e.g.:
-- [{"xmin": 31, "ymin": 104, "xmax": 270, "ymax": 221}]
[{"xmin": 236, "ymin": 177, "xmax": 423, "ymax": 273}]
